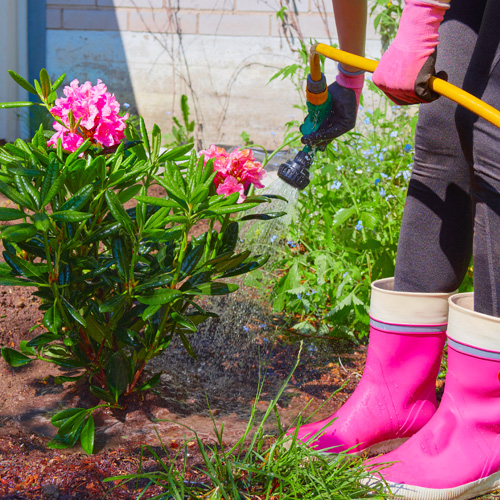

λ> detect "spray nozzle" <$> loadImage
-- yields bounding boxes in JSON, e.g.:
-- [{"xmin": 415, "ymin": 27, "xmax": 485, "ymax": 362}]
[{"xmin": 277, "ymin": 149, "xmax": 314, "ymax": 190}]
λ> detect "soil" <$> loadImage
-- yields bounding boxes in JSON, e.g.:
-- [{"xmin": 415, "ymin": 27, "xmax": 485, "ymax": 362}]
[{"xmin": 0, "ymin": 188, "xmax": 494, "ymax": 500}]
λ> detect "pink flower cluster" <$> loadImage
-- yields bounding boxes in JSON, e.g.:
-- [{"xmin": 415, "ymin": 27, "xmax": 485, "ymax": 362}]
[
  {"xmin": 47, "ymin": 79, "xmax": 128, "ymax": 152},
  {"xmin": 199, "ymin": 145, "xmax": 266, "ymax": 203}
]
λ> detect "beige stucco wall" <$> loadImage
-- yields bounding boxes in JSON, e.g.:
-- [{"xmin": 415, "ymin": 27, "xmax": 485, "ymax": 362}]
[{"xmin": 46, "ymin": 0, "xmax": 381, "ymax": 149}]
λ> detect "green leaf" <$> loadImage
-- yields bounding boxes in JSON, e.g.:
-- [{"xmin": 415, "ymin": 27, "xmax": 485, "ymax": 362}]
[
  {"xmin": 135, "ymin": 195, "xmax": 179, "ymax": 209},
  {"xmin": 85, "ymin": 315, "xmax": 113, "ymax": 347},
  {"xmin": 112, "ymin": 236, "xmax": 131, "ymax": 281},
  {"xmin": 135, "ymin": 272, "xmax": 173, "ymax": 292},
  {"xmin": 0, "ymin": 276, "xmax": 34, "ymax": 286},
  {"xmin": 0, "ymin": 101, "xmax": 36, "ymax": 109},
  {"xmin": 43, "ymin": 305, "xmax": 63, "ymax": 334},
  {"xmin": 1, "ymin": 347, "xmax": 32, "ymax": 367},
  {"xmin": 0, "ymin": 180, "xmax": 31, "ymax": 207},
  {"xmin": 180, "ymin": 244, "xmax": 204, "ymax": 277},
  {"xmin": 151, "ymin": 124, "xmax": 161, "ymax": 161},
  {"xmin": 105, "ymin": 189, "xmax": 134, "ymax": 235},
  {"xmin": 61, "ymin": 297, "xmax": 86, "ymax": 327},
  {"xmin": 19, "ymin": 340, "xmax": 37, "ymax": 356},
  {"xmin": 139, "ymin": 117, "xmax": 151, "ymax": 153},
  {"xmin": 136, "ymin": 372, "xmax": 162, "ymax": 391},
  {"xmin": 60, "ymin": 184, "xmax": 94, "ymax": 211},
  {"xmin": 80, "ymin": 416, "xmax": 95, "ymax": 454},
  {"xmin": 205, "ymin": 202, "xmax": 259, "ymax": 216},
  {"xmin": 117, "ymin": 184, "xmax": 141, "ymax": 205},
  {"xmin": 51, "ymin": 73, "xmax": 66, "ymax": 92},
  {"xmin": 40, "ymin": 68, "xmax": 51, "ymax": 100},
  {"xmin": 186, "ymin": 282, "xmax": 238, "ymax": 296},
  {"xmin": 51, "ymin": 210, "xmax": 92, "ymax": 223},
  {"xmin": 220, "ymin": 222, "xmax": 239, "ymax": 254},
  {"xmin": 157, "ymin": 143, "xmax": 193, "ymax": 163},
  {"xmin": 0, "ymin": 207, "xmax": 25, "ymax": 221},
  {"xmin": 40, "ymin": 158, "xmax": 59, "ymax": 205},
  {"xmin": 2, "ymin": 223, "xmax": 37, "ymax": 243},
  {"xmin": 171, "ymin": 311, "xmax": 197, "ymax": 332},
  {"xmin": 51, "ymin": 407, "xmax": 85, "ymax": 428},
  {"xmin": 136, "ymin": 288, "xmax": 182, "ymax": 305},
  {"xmin": 90, "ymin": 385, "xmax": 116, "ymax": 404},
  {"xmin": 99, "ymin": 294, "xmax": 126, "ymax": 314},
  {"xmin": 27, "ymin": 332, "xmax": 60, "ymax": 348},
  {"xmin": 141, "ymin": 304, "xmax": 161, "ymax": 321},
  {"xmin": 106, "ymin": 351, "xmax": 129, "ymax": 402},
  {"xmin": 220, "ymin": 254, "xmax": 270, "ymax": 278},
  {"xmin": 8, "ymin": 70, "xmax": 38, "ymax": 95},
  {"xmin": 42, "ymin": 169, "xmax": 67, "ymax": 206},
  {"xmin": 239, "ymin": 211, "xmax": 286, "ymax": 221},
  {"xmin": 332, "ymin": 207, "xmax": 357, "ymax": 227}
]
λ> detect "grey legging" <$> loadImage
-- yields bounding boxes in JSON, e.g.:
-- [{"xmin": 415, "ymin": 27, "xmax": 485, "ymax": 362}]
[{"xmin": 394, "ymin": 0, "xmax": 500, "ymax": 317}]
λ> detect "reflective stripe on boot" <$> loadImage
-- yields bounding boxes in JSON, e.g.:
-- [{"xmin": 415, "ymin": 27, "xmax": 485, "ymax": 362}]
[
  {"xmin": 364, "ymin": 293, "xmax": 500, "ymax": 500},
  {"xmin": 285, "ymin": 278, "xmax": 450, "ymax": 455}
]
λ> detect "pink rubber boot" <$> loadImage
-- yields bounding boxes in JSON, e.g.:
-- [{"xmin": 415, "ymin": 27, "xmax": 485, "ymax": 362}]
[
  {"xmin": 365, "ymin": 293, "xmax": 500, "ymax": 500},
  {"xmin": 286, "ymin": 278, "xmax": 450, "ymax": 455}
]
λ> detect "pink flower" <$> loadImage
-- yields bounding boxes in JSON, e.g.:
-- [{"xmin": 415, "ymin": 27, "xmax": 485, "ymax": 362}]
[
  {"xmin": 216, "ymin": 176, "xmax": 246, "ymax": 200},
  {"xmin": 199, "ymin": 145, "xmax": 266, "ymax": 203},
  {"xmin": 47, "ymin": 79, "xmax": 128, "ymax": 152}
]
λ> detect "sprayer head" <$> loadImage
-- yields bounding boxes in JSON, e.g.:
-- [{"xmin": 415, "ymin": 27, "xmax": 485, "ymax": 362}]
[{"xmin": 277, "ymin": 149, "xmax": 314, "ymax": 190}]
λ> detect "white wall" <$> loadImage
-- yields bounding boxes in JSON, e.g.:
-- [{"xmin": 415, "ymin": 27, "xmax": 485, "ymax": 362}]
[{"xmin": 0, "ymin": 0, "xmax": 29, "ymax": 141}]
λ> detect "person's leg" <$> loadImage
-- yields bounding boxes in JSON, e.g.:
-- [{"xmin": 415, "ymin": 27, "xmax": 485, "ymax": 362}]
[
  {"xmin": 393, "ymin": 0, "xmax": 487, "ymax": 293},
  {"xmin": 456, "ymin": 0, "xmax": 500, "ymax": 316}
]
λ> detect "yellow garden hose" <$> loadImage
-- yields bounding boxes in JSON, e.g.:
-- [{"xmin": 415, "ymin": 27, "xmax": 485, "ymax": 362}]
[{"xmin": 310, "ymin": 43, "xmax": 500, "ymax": 130}]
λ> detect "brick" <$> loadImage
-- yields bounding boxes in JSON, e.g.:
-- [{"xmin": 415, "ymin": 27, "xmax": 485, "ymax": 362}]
[
  {"xmin": 97, "ymin": 0, "xmax": 164, "ymax": 7},
  {"xmin": 282, "ymin": 13, "xmax": 336, "ymax": 39},
  {"xmin": 237, "ymin": 0, "xmax": 309, "ymax": 13},
  {"xmin": 62, "ymin": 8, "xmax": 128, "ymax": 30},
  {"xmin": 177, "ymin": 0, "xmax": 234, "ymax": 9},
  {"xmin": 46, "ymin": 8, "xmax": 62, "ymax": 29},
  {"xmin": 47, "ymin": 0, "xmax": 96, "ymax": 6},
  {"xmin": 199, "ymin": 13, "xmax": 271, "ymax": 36},
  {"xmin": 129, "ymin": 10, "xmax": 197, "ymax": 33}
]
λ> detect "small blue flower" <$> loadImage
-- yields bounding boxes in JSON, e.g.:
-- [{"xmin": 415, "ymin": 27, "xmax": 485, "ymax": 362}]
[
  {"xmin": 259, "ymin": 323, "xmax": 267, "ymax": 328},
  {"xmin": 402, "ymin": 170, "xmax": 411, "ymax": 181},
  {"xmin": 243, "ymin": 326, "xmax": 249, "ymax": 332},
  {"xmin": 270, "ymin": 235, "xmax": 278, "ymax": 243},
  {"xmin": 355, "ymin": 220, "xmax": 363, "ymax": 231},
  {"xmin": 404, "ymin": 144, "xmax": 412, "ymax": 152},
  {"xmin": 378, "ymin": 153, "xmax": 384, "ymax": 161},
  {"xmin": 364, "ymin": 117, "xmax": 371, "ymax": 124},
  {"xmin": 330, "ymin": 180, "xmax": 342, "ymax": 190},
  {"xmin": 379, "ymin": 187, "xmax": 386, "ymax": 197},
  {"xmin": 374, "ymin": 178, "xmax": 381, "ymax": 186},
  {"xmin": 390, "ymin": 131, "xmax": 398, "ymax": 138},
  {"xmin": 381, "ymin": 172, "xmax": 389, "ymax": 179},
  {"xmin": 343, "ymin": 272, "xmax": 348, "ymax": 278},
  {"xmin": 297, "ymin": 293, "xmax": 302, "ymax": 300}
]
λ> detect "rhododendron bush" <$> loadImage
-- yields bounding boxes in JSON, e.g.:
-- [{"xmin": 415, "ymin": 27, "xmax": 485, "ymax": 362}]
[{"xmin": 0, "ymin": 69, "xmax": 282, "ymax": 453}]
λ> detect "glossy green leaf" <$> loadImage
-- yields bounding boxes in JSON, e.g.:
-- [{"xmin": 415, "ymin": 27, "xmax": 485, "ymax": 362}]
[
  {"xmin": 60, "ymin": 184, "xmax": 94, "ymax": 211},
  {"xmin": 1, "ymin": 347, "xmax": 32, "ymax": 367},
  {"xmin": 0, "ymin": 207, "xmax": 24, "ymax": 221},
  {"xmin": 171, "ymin": 311, "xmax": 197, "ymax": 332},
  {"xmin": 112, "ymin": 236, "xmax": 131, "ymax": 281},
  {"xmin": 99, "ymin": 294, "xmax": 127, "ymax": 314},
  {"xmin": 51, "ymin": 73, "xmax": 66, "ymax": 92},
  {"xmin": 85, "ymin": 315, "xmax": 113, "ymax": 347},
  {"xmin": 135, "ymin": 273, "xmax": 173, "ymax": 292},
  {"xmin": 42, "ymin": 169, "xmax": 67, "ymax": 206},
  {"xmin": 136, "ymin": 288, "xmax": 182, "ymax": 305},
  {"xmin": 157, "ymin": 143, "xmax": 193, "ymax": 163},
  {"xmin": 106, "ymin": 350, "xmax": 129, "ymax": 402},
  {"xmin": 90, "ymin": 385, "xmax": 116, "ymax": 404},
  {"xmin": 20, "ymin": 340, "xmax": 37, "ymax": 356},
  {"xmin": 220, "ymin": 254, "xmax": 270, "ymax": 278},
  {"xmin": 135, "ymin": 195, "xmax": 179, "ymax": 209},
  {"xmin": 27, "ymin": 332, "xmax": 60, "ymax": 348},
  {"xmin": 80, "ymin": 416, "xmax": 95, "ymax": 454},
  {"xmin": 43, "ymin": 305, "xmax": 63, "ymax": 334},
  {"xmin": 0, "ymin": 101, "xmax": 36, "ymax": 109},
  {"xmin": 51, "ymin": 408, "xmax": 85, "ymax": 428},
  {"xmin": 139, "ymin": 117, "xmax": 151, "ymax": 153},
  {"xmin": 2, "ymin": 223, "xmax": 37, "ymax": 243},
  {"xmin": 8, "ymin": 70, "xmax": 37, "ymax": 95},
  {"xmin": 51, "ymin": 210, "xmax": 92, "ymax": 223},
  {"xmin": 206, "ymin": 202, "xmax": 260, "ymax": 215},
  {"xmin": 40, "ymin": 68, "xmax": 51, "ymax": 100},
  {"xmin": 180, "ymin": 244, "xmax": 205, "ymax": 277},
  {"xmin": 0, "ymin": 276, "xmax": 34, "ymax": 286},
  {"xmin": 220, "ymin": 222, "xmax": 239, "ymax": 254},
  {"xmin": 332, "ymin": 207, "xmax": 357, "ymax": 227},
  {"xmin": 0, "ymin": 180, "xmax": 30, "ymax": 207},
  {"xmin": 61, "ymin": 297, "xmax": 86, "ymax": 327},
  {"xmin": 239, "ymin": 211, "xmax": 286, "ymax": 221},
  {"xmin": 136, "ymin": 372, "xmax": 162, "ymax": 391},
  {"xmin": 105, "ymin": 189, "xmax": 134, "ymax": 234},
  {"xmin": 186, "ymin": 282, "xmax": 238, "ymax": 296}
]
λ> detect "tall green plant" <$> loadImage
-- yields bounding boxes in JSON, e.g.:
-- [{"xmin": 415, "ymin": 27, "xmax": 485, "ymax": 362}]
[{"xmin": 0, "ymin": 70, "xmax": 279, "ymax": 453}]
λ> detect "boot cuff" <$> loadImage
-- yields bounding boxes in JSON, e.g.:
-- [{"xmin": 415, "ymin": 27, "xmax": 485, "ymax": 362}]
[
  {"xmin": 448, "ymin": 293, "xmax": 500, "ymax": 352},
  {"xmin": 370, "ymin": 277, "xmax": 452, "ymax": 325}
]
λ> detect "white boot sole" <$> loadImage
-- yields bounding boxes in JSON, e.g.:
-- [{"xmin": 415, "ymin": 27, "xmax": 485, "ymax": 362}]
[{"xmin": 362, "ymin": 470, "xmax": 500, "ymax": 500}]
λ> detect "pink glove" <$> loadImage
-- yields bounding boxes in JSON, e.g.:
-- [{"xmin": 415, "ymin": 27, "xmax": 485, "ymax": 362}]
[
  {"xmin": 336, "ymin": 68, "xmax": 365, "ymax": 108},
  {"xmin": 372, "ymin": 0, "xmax": 449, "ymax": 105}
]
